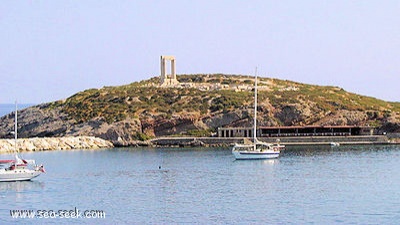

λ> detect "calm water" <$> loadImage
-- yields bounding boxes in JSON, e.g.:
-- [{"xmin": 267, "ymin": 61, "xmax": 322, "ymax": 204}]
[{"xmin": 1, "ymin": 145, "xmax": 400, "ymax": 224}]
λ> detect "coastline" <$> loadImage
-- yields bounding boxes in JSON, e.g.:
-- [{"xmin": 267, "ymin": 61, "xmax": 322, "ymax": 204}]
[
  {"xmin": 149, "ymin": 135, "xmax": 398, "ymax": 147},
  {"xmin": 1, "ymin": 135, "xmax": 399, "ymax": 154},
  {"xmin": 0, "ymin": 136, "xmax": 113, "ymax": 154}
]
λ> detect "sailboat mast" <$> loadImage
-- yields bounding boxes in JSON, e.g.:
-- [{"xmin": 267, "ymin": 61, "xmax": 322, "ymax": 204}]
[
  {"xmin": 253, "ymin": 68, "xmax": 258, "ymax": 144},
  {"xmin": 14, "ymin": 101, "xmax": 18, "ymax": 153}
]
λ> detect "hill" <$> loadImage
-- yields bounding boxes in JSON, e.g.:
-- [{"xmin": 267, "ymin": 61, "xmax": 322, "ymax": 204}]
[{"xmin": 0, "ymin": 74, "xmax": 399, "ymax": 146}]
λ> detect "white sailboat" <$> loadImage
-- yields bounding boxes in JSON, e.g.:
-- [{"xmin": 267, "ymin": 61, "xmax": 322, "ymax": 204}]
[
  {"xmin": 232, "ymin": 70, "xmax": 282, "ymax": 160},
  {"xmin": 0, "ymin": 102, "xmax": 45, "ymax": 182}
]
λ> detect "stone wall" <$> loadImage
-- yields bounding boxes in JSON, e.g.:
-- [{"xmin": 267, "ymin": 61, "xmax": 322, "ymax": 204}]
[
  {"xmin": 0, "ymin": 136, "xmax": 114, "ymax": 153},
  {"xmin": 150, "ymin": 135, "xmax": 391, "ymax": 147}
]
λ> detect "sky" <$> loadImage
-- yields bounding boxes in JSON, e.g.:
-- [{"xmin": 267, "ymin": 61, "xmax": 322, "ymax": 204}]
[{"xmin": 1, "ymin": 0, "xmax": 399, "ymax": 104}]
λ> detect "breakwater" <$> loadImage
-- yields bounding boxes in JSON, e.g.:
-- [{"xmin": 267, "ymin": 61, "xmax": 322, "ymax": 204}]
[
  {"xmin": 0, "ymin": 135, "xmax": 396, "ymax": 153},
  {"xmin": 150, "ymin": 135, "xmax": 393, "ymax": 147},
  {"xmin": 0, "ymin": 136, "xmax": 114, "ymax": 153}
]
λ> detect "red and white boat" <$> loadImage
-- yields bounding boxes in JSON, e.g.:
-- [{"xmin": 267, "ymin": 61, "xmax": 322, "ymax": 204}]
[
  {"xmin": 0, "ymin": 155, "xmax": 45, "ymax": 182},
  {"xmin": 0, "ymin": 103, "xmax": 45, "ymax": 182}
]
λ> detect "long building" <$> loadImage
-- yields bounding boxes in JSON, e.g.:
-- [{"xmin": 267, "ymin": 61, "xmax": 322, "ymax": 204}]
[{"xmin": 217, "ymin": 125, "xmax": 374, "ymax": 138}]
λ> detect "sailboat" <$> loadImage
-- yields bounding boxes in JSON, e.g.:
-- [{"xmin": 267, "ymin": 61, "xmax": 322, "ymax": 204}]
[
  {"xmin": 0, "ymin": 102, "xmax": 45, "ymax": 182},
  {"xmin": 232, "ymin": 71, "xmax": 282, "ymax": 160}
]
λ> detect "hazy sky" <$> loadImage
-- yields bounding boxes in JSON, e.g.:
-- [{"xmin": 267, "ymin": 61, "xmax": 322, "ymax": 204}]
[{"xmin": 1, "ymin": 1, "xmax": 399, "ymax": 103}]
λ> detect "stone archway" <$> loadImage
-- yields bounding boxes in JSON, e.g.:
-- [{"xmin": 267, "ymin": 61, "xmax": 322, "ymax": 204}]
[{"xmin": 160, "ymin": 55, "xmax": 179, "ymax": 86}]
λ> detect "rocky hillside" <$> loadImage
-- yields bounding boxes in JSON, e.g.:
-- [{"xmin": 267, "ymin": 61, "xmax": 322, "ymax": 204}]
[{"xmin": 1, "ymin": 74, "xmax": 399, "ymax": 146}]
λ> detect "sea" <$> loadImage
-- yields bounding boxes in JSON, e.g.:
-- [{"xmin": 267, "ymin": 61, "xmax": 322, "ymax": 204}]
[{"xmin": 0, "ymin": 145, "xmax": 400, "ymax": 224}]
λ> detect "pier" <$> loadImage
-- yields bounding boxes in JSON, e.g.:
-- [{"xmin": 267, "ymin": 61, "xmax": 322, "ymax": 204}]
[{"xmin": 150, "ymin": 135, "xmax": 391, "ymax": 147}]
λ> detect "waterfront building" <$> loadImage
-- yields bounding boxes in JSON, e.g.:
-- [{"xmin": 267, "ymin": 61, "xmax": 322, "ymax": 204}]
[{"xmin": 217, "ymin": 125, "xmax": 374, "ymax": 138}]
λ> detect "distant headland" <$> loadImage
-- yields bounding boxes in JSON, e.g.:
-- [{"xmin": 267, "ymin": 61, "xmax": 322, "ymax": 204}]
[{"xmin": 0, "ymin": 72, "xmax": 399, "ymax": 148}]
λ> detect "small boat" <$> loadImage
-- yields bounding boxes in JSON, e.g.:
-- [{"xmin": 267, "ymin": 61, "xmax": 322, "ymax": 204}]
[
  {"xmin": 330, "ymin": 142, "xmax": 340, "ymax": 147},
  {"xmin": 0, "ymin": 155, "xmax": 44, "ymax": 182},
  {"xmin": 232, "ymin": 69, "xmax": 281, "ymax": 160},
  {"xmin": 0, "ymin": 102, "xmax": 45, "ymax": 182}
]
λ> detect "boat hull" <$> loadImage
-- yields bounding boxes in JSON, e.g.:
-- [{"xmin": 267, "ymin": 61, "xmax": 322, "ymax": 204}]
[
  {"xmin": 0, "ymin": 169, "xmax": 42, "ymax": 182},
  {"xmin": 232, "ymin": 150, "xmax": 280, "ymax": 160}
]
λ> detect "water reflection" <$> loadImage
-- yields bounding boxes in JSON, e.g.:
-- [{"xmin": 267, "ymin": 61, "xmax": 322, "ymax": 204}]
[
  {"xmin": 0, "ymin": 181, "xmax": 45, "ymax": 192},
  {"xmin": 262, "ymin": 158, "xmax": 279, "ymax": 165}
]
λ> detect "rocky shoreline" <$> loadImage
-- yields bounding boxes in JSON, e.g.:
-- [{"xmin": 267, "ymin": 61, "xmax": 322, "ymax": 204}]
[
  {"xmin": 1, "ymin": 135, "xmax": 399, "ymax": 154},
  {"xmin": 0, "ymin": 136, "xmax": 114, "ymax": 153}
]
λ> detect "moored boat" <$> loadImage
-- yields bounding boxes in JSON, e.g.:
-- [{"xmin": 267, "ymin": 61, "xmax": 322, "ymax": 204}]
[
  {"xmin": 0, "ymin": 102, "xmax": 45, "ymax": 182},
  {"xmin": 232, "ymin": 69, "xmax": 282, "ymax": 160},
  {"xmin": 232, "ymin": 140, "xmax": 280, "ymax": 160}
]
